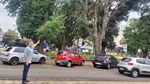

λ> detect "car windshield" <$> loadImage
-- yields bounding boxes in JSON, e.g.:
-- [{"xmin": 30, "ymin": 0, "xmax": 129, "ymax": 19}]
[
  {"xmin": 4, "ymin": 47, "xmax": 12, "ymax": 52},
  {"xmin": 57, "ymin": 51, "xmax": 66, "ymax": 56},
  {"xmin": 121, "ymin": 58, "xmax": 132, "ymax": 62}
]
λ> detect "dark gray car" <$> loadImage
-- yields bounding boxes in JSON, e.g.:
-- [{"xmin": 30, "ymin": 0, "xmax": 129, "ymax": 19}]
[{"xmin": 92, "ymin": 54, "xmax": 118, "ymax": 69}]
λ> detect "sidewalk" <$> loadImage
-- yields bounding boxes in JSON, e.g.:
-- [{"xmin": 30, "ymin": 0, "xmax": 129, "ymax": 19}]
[{"xmin": 0, "ymin": 80, "xmax": 150, "ymax": 84}]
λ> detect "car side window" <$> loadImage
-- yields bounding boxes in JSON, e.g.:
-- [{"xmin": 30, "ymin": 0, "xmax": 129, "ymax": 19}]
[
  {"xmin": 70, "ymin": 53, "xmax": 74, "ymax": 57},
  {"xmin": 136, "ymin": 59, "xmax": 145, "ymax": 64},
  {"xmin": 111, "ymin": 56, "xmax": 117, "ymax": 62},
  {"xmin": 14, "ymin": 48, "xmax": 25, "ymax": 53},
  {"xmin": 145, "ymin": 60, "xmax": 150, "ymax": 65},
  {"xmin": 75, "ymin": 53, "xmax": 80, "ymax": 57}
]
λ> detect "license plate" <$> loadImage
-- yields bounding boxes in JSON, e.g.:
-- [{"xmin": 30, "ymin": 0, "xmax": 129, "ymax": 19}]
[
  {"xmin": 95, "ymin": 62, "xmax": 101, "ymax": 65},
  {"xmin": 119, "ymin": 68, "xmax": 124, "ymax": 70}
]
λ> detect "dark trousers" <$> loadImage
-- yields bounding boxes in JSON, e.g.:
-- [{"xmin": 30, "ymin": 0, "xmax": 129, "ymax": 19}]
[{"xmin": 22, "ymin": 62, "xmax": 31, "ymax": 82}]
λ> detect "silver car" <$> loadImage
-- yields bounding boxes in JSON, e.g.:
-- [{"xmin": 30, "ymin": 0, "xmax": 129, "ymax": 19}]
[
  {"xmin": 117, "ymin": 57, "xmax": 150, "ymax": 78},
  {"xmin": 0, "ymin": 47, "xmax": 47, "ymax": 65}
]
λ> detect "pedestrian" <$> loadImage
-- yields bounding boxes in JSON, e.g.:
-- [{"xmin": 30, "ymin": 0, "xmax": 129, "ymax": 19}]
[{"xmin": 22, "ymin": 40, "xmax": 40, "ymax": 84}]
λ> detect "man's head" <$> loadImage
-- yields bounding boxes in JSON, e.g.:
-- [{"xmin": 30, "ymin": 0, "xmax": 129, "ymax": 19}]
[{"xmin": 28, "ymin": 41, "xmax": 34, "ymax": 47}]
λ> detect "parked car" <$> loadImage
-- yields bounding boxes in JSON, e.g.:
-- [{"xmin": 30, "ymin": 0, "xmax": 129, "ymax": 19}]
[
  {"xmin": 117, "ymin": 57, "xmax": 150, "ymax": 78},
  {"xmin": 55, "ymin": 50, "xmax": 85, "ymax": 67},
  {"xmin": 92, "ymin": 54, "xmax": 118, "ymax": 69},
  {"xmin": 0, "ymin": 46, "xmax": 47, "ymax": 65}
]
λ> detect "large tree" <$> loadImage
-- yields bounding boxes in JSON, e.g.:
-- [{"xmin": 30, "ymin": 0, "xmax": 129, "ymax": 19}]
[
  {"xmin": 123, "ymin": 0, "xmax": 150, "ymax": 58},
  {"xmin": 79, "ymin": 0, "xmax": 145, "ymax": 55},
  {"xmin": 3, "ymin": 29, "xmax": 19, "ymax": 45},
  {"xmin": 2, "ymin": 0, "xmax": 55, "ymax": 53}
]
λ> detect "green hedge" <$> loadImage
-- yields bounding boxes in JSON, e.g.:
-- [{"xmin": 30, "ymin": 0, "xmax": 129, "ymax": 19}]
[
  {"xmin": 43, "ymin": 51, "xmax": 122, "ymax": 61},
  {"xmin": 44, "ymin": 51, "xmax": 57, "ymax": 58}
]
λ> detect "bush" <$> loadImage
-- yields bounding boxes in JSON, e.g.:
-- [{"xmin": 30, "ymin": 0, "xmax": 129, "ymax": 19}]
[
  {"xmin": 79, "ymin": 52, "xmax": 94, "ymax": 60},
  {"xmin": 44, "ymin": 51, "xmax": 57, "ymax": 58},
  {"xmin": 44, "ymin": 51, "xmax": 94, "ymax": 60}
]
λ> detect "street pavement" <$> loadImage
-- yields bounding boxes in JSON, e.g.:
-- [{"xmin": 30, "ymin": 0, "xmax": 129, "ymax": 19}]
[{"xmin": 0, "ymin": 60, "xmax": 150, "ymax": 82}]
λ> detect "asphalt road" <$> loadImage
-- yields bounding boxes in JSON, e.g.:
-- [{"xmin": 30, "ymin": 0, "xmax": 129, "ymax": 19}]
[{"xmin": 0, "ymin": 60, "xmax": 150, "ymax": 82}]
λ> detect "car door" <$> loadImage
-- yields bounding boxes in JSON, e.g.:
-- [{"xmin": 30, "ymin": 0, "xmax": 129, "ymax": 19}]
[
  {"xmin": 111, "ymin": 56, "xmax": 118, "ymax": 67},
  {"xmin": 144, "ymin": 59, "xmax": 150, "ymax": 74},
  {"xmin": 109, "ymin": 56, "xmax": 115, "ymax": 67},
  {"xmin": 13, "ymin": 47, "xmax": 25, "ymax": 62},
  {"xmin": 74, "ymin": 53, "xmax": 81, "ymax": 64},
  {"xmin": 70, "ymin": 52, "xmax": 76, "ymax": 64},
  {"xmin": 32, "ymin": 50, "xmax": 39, "ymax": 62},
  {"xmin": 136, "ymin": 59, "xmax": 148, "ymax": 74}
]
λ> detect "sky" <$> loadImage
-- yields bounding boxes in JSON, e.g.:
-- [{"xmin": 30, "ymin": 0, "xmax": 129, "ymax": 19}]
[{"xmin": 0, "ymin": 4, "xmax": 141, "ymax": 32}]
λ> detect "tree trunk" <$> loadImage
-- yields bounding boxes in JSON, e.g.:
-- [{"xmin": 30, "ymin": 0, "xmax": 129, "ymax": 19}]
[
  {"xmin": 99, "ymin": 0, "xmax": 109, "ymax": 53},
  {"xmin": 92, "ymin": 1, "xmax": 100, "ymax": 56},
  {"xmin": 101, "ymin": 41, "xmax": 106, "ymax": 54},
  {"xmin": 142, "ymin": 49, "xmax": 148, "ymax": 58},
  {"xmin": 36, "ymin": 39, "xmax": 44, "ymax": 54},
  {"xmin": 61, "ymin": 33, "xmax": 66, "ymax": 50}
]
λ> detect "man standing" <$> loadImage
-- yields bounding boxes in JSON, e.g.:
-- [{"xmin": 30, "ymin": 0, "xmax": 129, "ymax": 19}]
[{"xmin": 22, "ymin": 40, "xmax": 40, "ymax": 84}]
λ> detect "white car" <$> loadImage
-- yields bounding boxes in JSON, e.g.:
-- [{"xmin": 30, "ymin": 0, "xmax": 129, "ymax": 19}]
[
  {"xmin": 0, "ymin": 47, "xmax": 47, "ymax": 65},
  {"xmin": 117, "ymin": 57, "xmax": 150, "ymax": 78}
]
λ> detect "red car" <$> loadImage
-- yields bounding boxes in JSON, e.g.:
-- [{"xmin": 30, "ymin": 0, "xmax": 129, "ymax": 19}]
[{"xmin": 55, "ymin": 50, "xmax": 85, "ymax": 67}]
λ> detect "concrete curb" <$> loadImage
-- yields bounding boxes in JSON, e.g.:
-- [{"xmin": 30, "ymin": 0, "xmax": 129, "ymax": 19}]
[{"xmin": 0, "ymin": 80, "xmax": 150, "ymax": 84}]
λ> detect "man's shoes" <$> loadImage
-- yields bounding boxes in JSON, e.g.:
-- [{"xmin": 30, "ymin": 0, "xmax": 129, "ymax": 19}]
[{"xmin": 26, "ymin": 79, "xmax": 30, "ymax": 82}]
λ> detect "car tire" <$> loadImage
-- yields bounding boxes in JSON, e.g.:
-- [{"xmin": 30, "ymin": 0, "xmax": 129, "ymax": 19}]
[
  {"xmin": 39, "ymin": 57, "xmax": 46, "ymax": 64},
  {"xmin": 9, "ymin": 57, "xmax": 19, "ymax": 65},
  {"xmin": 66, "ymin": 61, "xmax": 71, "ymax": 67},
  {"xmin": 107, "ymin": 64, "xmax": 111, "ymax": 70},
  {"xmin": 131, "ymin": 69, "xmax": 139, "ymax": 78},
  {"xmin": 80, "ymin": 61, "xmax": 84, "ymax": 66},
  {"xmin": 118, "ymin": 70, "xmax": 124, "ymax": 74}
]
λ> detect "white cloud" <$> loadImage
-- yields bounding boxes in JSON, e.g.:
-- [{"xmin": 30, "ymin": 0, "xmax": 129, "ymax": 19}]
[{"xmin": 0, "ymin": 4, "xmax": 16, "ymax": 32}]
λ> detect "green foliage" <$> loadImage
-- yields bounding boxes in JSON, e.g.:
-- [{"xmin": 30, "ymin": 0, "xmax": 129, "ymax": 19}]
[
  {"xmin": 2, "ymin": 0, "xmax": 55, "ymax": 40},
  {"xmin": 37, "ymin": 15, "xmax": 65, "ymax": 40},
  {"xmin": 3, "ymin": 29, "xmax": 19, "ymax": 43},
  {"xmin": 44, "ymin": 51, "xmax": 57, "ymax": 58},
  {"xmin": 124, "ymin": 14, "xmax": 150, "ymax": 54}
]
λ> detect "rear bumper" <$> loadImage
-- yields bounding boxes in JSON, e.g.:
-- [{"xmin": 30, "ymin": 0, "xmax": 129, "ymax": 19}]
[
  {"xmin": 92, "ymin": 61, "xmax": 108, "ymax": 67},
  {"xmin": 117, "ymin": 66, "xmax": 131, "ymax": 72},
  {"xmin": 0, "ymin": 56, "xmax": 9, "ymax": 62},
  {"xmin": 55, "ymin": 59, "xmax": 68, "ymax": 65}
]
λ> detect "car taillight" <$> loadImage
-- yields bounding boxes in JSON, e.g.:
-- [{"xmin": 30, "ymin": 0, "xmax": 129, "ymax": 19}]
[
  {"xmin": 5, "ymin": 53, "xmax": 10, "ymax": 56},
  {"xmin": 103, "ymin": 58, "xmax": 107, "ymax": 63},
  {"xmin": 128, "ymin": 62, "xmax": 133, "ymax": 66}
]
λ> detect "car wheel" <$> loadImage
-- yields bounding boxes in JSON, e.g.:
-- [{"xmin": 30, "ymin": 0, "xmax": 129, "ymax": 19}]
[
  {"xmin": 107, "ymin": 64, "xmax": 111, "ymax": 70},
  {"xmin": 39, "ymin": 57, "xmax": 46, "ymax": 64},
  {"xmin": 66, "ymin": 61, "xmax": 71, "ymax": 67},
  {"xmin": 9, "ymin": 57, "xmax": 19, "ymax": 65},
  {"xmin": 118, "ymin": 70, "xmax": 124, "ymax": 74},
  {"xmin": 131, "ymin": 69, "xmax": 139, "ymax": 78},
  {"xmin": 80, "ymin": 61, "xmax": 84, "ymax": 66}
]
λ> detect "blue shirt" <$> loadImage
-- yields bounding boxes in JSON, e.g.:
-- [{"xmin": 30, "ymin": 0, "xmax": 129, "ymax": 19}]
[{"xmin": 24, "ymin": 46, "xmax": 35, "ymax": 63}]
